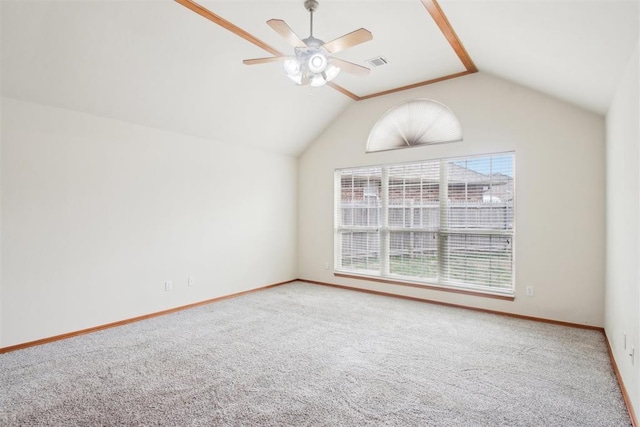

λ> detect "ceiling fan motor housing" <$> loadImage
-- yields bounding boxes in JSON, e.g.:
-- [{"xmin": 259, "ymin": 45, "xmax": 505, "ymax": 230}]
[{"xmin": 294, "ymin": 38, "xmax": 330, "ymax": 74}]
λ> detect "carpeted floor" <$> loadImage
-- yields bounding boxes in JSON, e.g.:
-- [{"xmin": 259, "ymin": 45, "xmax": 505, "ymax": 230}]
[{"xmin": 0, "ymin": 281, "xmax": 632, "ymax": 426}]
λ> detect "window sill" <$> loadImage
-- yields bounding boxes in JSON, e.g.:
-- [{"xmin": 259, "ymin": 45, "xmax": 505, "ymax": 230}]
[{"xmin": 334, "ymin": 272, "xmax": 515, "ymax": 301}]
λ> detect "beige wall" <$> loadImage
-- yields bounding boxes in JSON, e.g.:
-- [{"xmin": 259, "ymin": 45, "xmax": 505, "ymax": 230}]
[
  {"xmin": 0, "ymin": 97, "xmax": 298, "ymax": 348},
  {"xmin": 606, "ymin": 42, "xmax": 640, "ymax": 419},
  {"xmin": 298, "ymin": 72, "xmax": 606, "ymax": 327}
]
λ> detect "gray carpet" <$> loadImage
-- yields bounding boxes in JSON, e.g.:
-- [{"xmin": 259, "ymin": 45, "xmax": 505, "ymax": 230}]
[{"xmin": 0, "ymin": 281, "xmax": 631, "ymax": 426}]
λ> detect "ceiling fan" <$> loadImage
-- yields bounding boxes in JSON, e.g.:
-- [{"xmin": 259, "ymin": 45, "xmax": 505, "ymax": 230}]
[{"xmin": 243, "ymin": 0, "xmax": 373, "ymax": 87}]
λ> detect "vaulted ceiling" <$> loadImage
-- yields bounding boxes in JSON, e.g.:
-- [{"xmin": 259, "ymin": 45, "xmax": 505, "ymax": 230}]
[{"xmin": 2, "ymin": 1, "xmax": 638, "ymax": 156}]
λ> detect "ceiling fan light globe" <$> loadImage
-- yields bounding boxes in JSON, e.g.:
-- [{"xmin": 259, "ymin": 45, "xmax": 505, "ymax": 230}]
[
  {"xmin": 283, "ymin": 58, "xmax": 301, "ymax": 75},
  {"xmin": 287, "ymin": 73, "xmax": 303, "ymax": 85},
  {"xmin": 308, "ymin": 53, "xmax": 328, "ymax": 73},
  {"xmin": 324, "ymin": 63, "xmax": 340, "ymax": 81},
  {"xmin": 310, "ymin": 73, "xmax": 326, "ymax": 87}
]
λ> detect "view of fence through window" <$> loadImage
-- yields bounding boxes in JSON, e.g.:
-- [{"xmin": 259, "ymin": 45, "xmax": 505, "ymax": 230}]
[{"xmin": 335, "ymin": 153, "xmax": 515, "ymax": 294}]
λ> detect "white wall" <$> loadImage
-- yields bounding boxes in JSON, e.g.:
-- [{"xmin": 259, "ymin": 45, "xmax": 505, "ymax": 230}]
[
  {"xmin": 606, "ymin": 42, "xmax": 640, "ymax": 420},
  {"xmin": 0, "ymin": 97, "xmax": 298, "ymax": 348},
  {"xmin": 298, "ymin": 72, "xmax": 606, "ymax": 326}
]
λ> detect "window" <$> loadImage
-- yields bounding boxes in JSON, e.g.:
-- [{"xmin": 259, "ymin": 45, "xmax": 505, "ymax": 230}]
[
  {"xmin": 335, "ymin": 153, "xmax": 515, "ymax": 296},
  {"xmin": 366, "ymin": 99, "xmax": 462, "ymax": 153}
]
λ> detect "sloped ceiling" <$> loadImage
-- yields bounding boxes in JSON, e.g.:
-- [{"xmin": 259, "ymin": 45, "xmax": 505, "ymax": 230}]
[{"xmin": 1, "ymin": 1, "xmax": 638, "ymax": 157}]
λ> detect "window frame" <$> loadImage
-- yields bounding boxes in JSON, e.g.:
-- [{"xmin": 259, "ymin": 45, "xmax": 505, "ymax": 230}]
[{"xmin": 334, "ymin": 152, "xmax": 516, "ymax": 299}]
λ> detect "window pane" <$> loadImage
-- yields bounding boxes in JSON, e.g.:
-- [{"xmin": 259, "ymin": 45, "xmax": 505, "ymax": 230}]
[
  {"xmin": 388, "ymin": 161, "xmax": 440, "ymax": 230},
  {"xmin": 339, "ymin": 231, "xmax": 381, "ymax": 274},
  {"xmin": 338, "ymin": 168, "xmax": 382, "ymax": 227},
  {"xmin": 442, "ymin": 233, "xmax": 513, "ymax": 288},
  {"xmin": 389, "ymin": 231, "xmax": 437, "ymax": 279},
  {"xmin": 446, "ymin": 156, "xmax": 514, "ymax": 230}
]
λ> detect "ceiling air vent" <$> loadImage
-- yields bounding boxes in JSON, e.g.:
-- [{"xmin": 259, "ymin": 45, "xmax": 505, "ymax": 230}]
[{"xmin": 366, "ymin": 56, "xmax": 388, "ymax": 67}]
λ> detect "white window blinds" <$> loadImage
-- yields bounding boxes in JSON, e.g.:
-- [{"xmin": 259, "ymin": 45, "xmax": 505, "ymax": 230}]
[
  {"xmin": 336, "ymin": 167, "xmax": 382, "ymax": 274},
  {"xmin": 335, "ymin": 153, "xmax": 515, "ymax": 295}
]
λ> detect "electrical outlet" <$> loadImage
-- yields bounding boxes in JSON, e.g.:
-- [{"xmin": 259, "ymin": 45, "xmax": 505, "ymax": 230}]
[
  {"xmin": 165, "ymin": 281, "xmax": 173, "ymax": 292},
  {"xmin": 525, "ymin": 286, "xmax": 534, "ymax": 297},
  {"xmin": 188, "ymin": 276, "xmax": 194, "ymax": 287},
  {"xmin": 324, "ymin": 261, "xmax": 330, "ymax": 270}
]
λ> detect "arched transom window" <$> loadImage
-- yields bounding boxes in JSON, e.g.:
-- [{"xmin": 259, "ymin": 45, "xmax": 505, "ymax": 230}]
[{"xmin": 366, "ymin": 99, "xmax": 462, "ymax": 153}]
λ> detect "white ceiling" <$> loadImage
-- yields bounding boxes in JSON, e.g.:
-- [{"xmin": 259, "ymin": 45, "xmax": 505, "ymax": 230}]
[
  {"xmin": 1, "ymin": 0, "xmax": 638, "ymax": 157},
  {"xmin": 441, "ymin": 0, "xmax": 639, "ymax": 116}
]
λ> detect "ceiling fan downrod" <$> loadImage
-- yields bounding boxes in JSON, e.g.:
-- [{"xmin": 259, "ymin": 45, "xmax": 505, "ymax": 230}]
[{"xmin": 304, "ymin": 0, "xmax": 319, "ymax": 38}]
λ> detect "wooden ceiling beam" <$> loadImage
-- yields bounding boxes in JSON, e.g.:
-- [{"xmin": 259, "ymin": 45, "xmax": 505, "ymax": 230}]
[
  {"xmin": 420, "ymin": 0, "xmax": 478, "ymax": 73},
  {"xmin": 358, "ymin": 0, "xmax": 478, "ymax": 100},
  {"xmin": 358, "ymin": 71, "xmax": 471, "ymax": 101},
  {"xmin": 175, "ymin": 0, "xmax": 282, "ymax": 57},
  {"xmin": 327, "ymin": 82, "xmax": 361, "ymax": 101}
]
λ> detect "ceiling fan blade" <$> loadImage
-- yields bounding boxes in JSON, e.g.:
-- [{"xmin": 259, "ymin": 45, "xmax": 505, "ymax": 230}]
[
  {"xmin": 243, "ymin": 56, "xmax": 287, "ymax": 65},
  {"xmin": 331, "ymin": 58, "xmax": 370, "ymax": 76},
  {"xmin": 322, "ymin": 28, "xmax": 372, "ymax": 54},
  {"xmin": 267, "ymin": 19, "xmax": 307, "ymax": 48}
]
